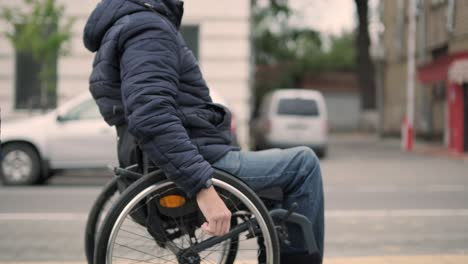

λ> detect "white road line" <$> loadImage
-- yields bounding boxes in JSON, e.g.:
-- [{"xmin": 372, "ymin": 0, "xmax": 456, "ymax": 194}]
[
  {"xmin": 325, "ymin": 184, "xmax": 467, "ymax": 193},
  {"xmin": 1, "ymin": 209, "xmax": 468, "ymax": 221},
  {"xmin": 0, "ymin": 213, "xmax": 87, "ymax": 221},
  {"xmin": 325, "ymin": 209, "xmax": 468, "ymax": 218}
]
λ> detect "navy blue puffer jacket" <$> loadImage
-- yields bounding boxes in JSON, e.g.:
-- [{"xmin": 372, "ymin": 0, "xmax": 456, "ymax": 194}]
[{"xmin": 83, "ymin": 0, "xmax": 239, "ymax": 197}]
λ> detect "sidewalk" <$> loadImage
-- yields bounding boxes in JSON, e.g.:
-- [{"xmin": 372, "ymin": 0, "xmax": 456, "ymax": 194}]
[
  {"xmin": 412, "ymin": 140, "xmax": 468, "ymax": 161},
  {"xmin": 4, "ymin": 255, "xmax": 468, "ymax": 264},
  {"xmin": 357, "ymin": 132, "xmax": 468, "ymax": 161},
  {"xmin": 326, "ymin": 255, "xmax": 468, "ymax": 264}
]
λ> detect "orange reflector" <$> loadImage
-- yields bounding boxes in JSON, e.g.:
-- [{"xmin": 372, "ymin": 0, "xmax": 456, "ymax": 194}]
[{"xmin": 159, "ymin": 195, "xmax": 186, "ymax": 208}]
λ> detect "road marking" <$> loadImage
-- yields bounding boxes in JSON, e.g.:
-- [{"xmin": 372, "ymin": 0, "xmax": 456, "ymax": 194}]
[
  {"xmin": 1, "ymin": 209, "xmax": 468, "ymax": 221},
  {"xmin": 325, "ymin": 184, "xmax": 467, "ymax": 193},
  {"xmin": 326, "ymin": 209, "xmax": 468, "ymax": 218},
  {"xmin": 0, "ymin": 213, "xmax": 87, "ymax": 221}
]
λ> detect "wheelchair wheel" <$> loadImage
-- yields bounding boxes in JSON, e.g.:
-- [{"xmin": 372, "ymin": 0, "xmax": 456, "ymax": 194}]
[
  {"xmin": 85, "ymin": 177, "xmax": 120, "ymax": 264},
  {"xmin": 94, "ymin": 170, "xmax": 280, "ymax": 264}
]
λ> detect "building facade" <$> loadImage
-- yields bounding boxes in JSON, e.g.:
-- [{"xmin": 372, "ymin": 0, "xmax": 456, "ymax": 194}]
[
  {"xmin": 302, "ymin": 71, "xmax": 361, "ymax": 132},
  {"xmin": 380, "ymin": 0, "xmax": 468, "ymax": 152},
  {"xmin": 0, "ymin": 0, "xmax": 252, "ymax": 148}
]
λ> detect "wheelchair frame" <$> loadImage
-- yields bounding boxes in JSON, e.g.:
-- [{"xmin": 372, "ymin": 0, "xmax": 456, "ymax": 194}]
[{"xmin": 85, "ymin": 165, "xmax": 317, "ymax": 264}]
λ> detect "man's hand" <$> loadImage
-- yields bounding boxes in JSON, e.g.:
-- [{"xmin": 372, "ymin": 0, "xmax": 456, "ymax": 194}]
[{"xmin": 196, "ymin": 186, "xmax": 231, "ymax": 236}]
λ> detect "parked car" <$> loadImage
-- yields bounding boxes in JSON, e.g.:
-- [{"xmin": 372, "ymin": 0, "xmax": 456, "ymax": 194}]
[
  {"xmin": 0, "ymin": 91, "xmax": 236, "ymax": 185},
  {"xmin": 252, "ymin": 89, "xmax": 328, "ymax": 157}
]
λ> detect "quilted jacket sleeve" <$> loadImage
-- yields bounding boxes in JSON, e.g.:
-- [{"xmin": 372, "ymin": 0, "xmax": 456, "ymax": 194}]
[{"xmin": 119, "ymin": 19, "xmax": 213, "ymax": 198}]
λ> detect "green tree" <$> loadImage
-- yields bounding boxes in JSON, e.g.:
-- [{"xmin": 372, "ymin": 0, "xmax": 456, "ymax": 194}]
[
  {"xmin": 323, "ymin": 33, "xmax": 356, "ymax": 71},
  {"xmin": 252, "ymin": 1, "xmax": 319, "ymax": 109},
  {"xmin": 252, "ymin": 0, "xmax": 294, "ymax": 65},
  {"xmin": 1, "ymin": 0, "xmax": 75, "ymax": 110},
  {"xmin": 252, "ymin": 1, "xmax": 356, "ymax": 112}
]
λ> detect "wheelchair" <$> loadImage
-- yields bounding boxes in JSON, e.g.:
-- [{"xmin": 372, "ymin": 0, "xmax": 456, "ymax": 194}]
[{"xmin": 85, "ymin": 164, "xmax": 317, "ymax": 264}]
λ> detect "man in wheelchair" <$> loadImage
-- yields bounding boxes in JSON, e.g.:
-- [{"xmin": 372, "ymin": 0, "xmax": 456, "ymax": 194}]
[{"xmin": 84, "ymin": 0, "xmax": 324, "ymax": 263}]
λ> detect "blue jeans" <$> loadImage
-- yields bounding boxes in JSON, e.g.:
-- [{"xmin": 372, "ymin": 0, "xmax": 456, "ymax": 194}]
[{"xmin": 212, "ymin": 146, "xmax": 324, "ymax": 257}]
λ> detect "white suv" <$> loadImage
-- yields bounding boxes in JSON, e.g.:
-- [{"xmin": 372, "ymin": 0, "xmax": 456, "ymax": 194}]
[
  {"xmin": 252, "ymin": 89, "xmax": 328, "ymax": 157},
  {"xmin": 1, "ymin": 94, "xmax": 118, "ymax": 185},
  {"xmin": 1, "ymin": 91, "xmax": 236, "ymax": 185}
]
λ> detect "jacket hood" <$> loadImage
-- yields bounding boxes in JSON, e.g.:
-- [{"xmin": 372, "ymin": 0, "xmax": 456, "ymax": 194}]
[{"xmin": 83, "ymin": 0, "xmax": 184, "ymax": 52}]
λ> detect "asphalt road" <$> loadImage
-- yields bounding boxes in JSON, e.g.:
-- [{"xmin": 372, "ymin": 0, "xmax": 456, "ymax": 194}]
[{"xmin": 0, "ymin": 134, "xmax": 467, "ymax": 262}]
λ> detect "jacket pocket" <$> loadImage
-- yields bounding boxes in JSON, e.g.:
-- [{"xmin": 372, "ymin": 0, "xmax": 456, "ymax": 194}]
[
  {"xmin": 206, "ymin": 103, "xmax": 231, "ymax": 129},
  {"xmin": 178, "ymin": 107, "xmax": 216, "ymax": 130},
  {"xmin": 179, "ymin": 103, "xmax": 230, "ymax": 129}
]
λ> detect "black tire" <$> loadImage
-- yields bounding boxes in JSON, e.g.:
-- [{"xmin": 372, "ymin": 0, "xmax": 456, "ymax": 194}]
[
  {"xmin": 0, "ymin": 143, "xmax": 42, "ymax": 185},
  {"xmin": 95, "ymin": 170, "xmax": 280, "ymax": 264},
  {"xmin": 85, "ymin": 178, "xmax": 120, "ymax": 264}
]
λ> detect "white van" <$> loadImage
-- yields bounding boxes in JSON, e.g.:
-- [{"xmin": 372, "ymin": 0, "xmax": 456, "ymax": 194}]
[{"xmin": 252, "ymin": 89, "xmax": 328, "ymax": 157}]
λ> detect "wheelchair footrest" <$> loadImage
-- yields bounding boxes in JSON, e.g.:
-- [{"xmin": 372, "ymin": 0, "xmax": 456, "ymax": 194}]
[{"xmin": 269, "ymin": 208, "xmax": 318, "ymax": 255}]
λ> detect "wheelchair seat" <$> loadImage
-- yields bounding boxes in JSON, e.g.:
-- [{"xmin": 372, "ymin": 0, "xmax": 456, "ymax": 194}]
[
  {"xmin": 257, "ymin": 187, "xmax": 284, "ymax": 202},
  {"xmin": 115, "ymin": 164, "xmax": 284, "ymax": 202}
]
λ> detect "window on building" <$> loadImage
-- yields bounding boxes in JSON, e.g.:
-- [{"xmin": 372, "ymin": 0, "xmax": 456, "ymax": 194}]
[
  {"xmin": 395, "ymin": 0, "xmax": 406, "ymax": 59},
  {"xmin": 416, "ymin": 0, "xmax": 427, "ymax": 63},
  {"xmin": 180, "ymin": 25, "xmax": 200, "ymax": 60},
  {"xmin": 446, "ymin": 0, "xmax": 455, "ymax": 33},
  {"xmin": 431, "ymin": 45, "xmax": 448, "ymax": 59},
  {"xmin": 430, "ymin": 0, "xmax": 447, "ymax": 7}
]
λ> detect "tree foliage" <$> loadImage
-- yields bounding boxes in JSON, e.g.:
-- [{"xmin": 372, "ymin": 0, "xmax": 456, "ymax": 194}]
[
  {"xmin": 1, "ymin": 0, "xmax": 75, "ymax": 109},
  {"xmin": 252, "ymin": 1, "xmax": 356, "ymax": 112}
]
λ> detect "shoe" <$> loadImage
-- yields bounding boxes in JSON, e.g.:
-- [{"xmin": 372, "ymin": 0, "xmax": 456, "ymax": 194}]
[{"xmin": 280, "ymin": 253, "xmax": 322, "ymax": 264}]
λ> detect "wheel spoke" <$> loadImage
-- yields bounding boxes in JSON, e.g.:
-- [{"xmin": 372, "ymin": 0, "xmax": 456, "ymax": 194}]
[
  {"xmin": 114, "ymin": 242, "xmax": 177, "ymax": 263},
  {"xmin": 113, "ymin": 255, "xmax": 162, "ymax": 264}
]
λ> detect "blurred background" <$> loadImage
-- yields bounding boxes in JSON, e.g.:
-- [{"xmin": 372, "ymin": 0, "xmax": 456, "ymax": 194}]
[{"xmin": 0, "ymin": 0, "xmax": 467, "ymax": 263}]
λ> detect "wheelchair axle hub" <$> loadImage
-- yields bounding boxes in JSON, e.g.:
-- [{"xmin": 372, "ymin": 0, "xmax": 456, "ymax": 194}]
[{"xmin": 177, "ymin": 250, "xmax": 200, "ymax": 264}]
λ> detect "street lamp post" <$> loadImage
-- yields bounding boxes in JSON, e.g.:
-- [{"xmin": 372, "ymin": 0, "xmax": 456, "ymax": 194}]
[{"xmin": 403, "ymin": 0, "xmax": 417, "ymax": 151}]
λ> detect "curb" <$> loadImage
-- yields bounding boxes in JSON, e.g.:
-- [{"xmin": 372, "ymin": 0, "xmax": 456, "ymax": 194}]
[{"xmin": 412, "ymin": 145, "xmax": 468, "ymax": 161}]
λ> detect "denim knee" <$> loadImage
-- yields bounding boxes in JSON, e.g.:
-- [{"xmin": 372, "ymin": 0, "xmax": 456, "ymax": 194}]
[
  {"xmin": 283, "ymin": 147, "xmax": 318, "ymax": 181},
  {"xmin": 296, "ymin": 147, "xmax": 321, "ymax": 186},
  {"xmin": 295, "ymin": 146, "xmax": 319, "ymax": 168}
]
